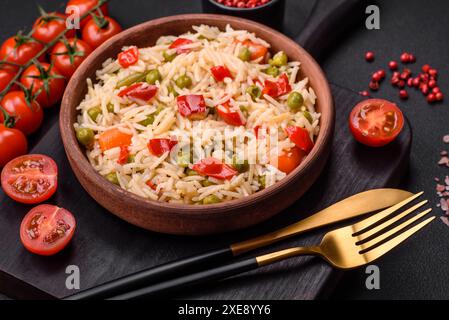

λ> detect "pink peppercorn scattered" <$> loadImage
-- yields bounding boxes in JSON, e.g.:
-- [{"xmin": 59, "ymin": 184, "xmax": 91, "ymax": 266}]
[
  {"xmin": 365, "ymin": 51, "xmax": 375, "ymax": 62},
  {"xmin": 215, "ymin": 0, "xmax": 272, "ymax": 8}
]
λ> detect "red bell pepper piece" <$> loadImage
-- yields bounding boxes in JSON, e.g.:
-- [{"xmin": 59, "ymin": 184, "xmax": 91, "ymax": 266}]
[
  {"xmin": 117, "ymin": 146, "xmax": 130, "ymax": 165},
  {"xmin": 177, "ymin": 95, "xmax": 207, "ymax": 120},
  {"xmin": 216, "ymin": 102, "xmax": 246, "ymax": 126},
  {"xmin": 169, "ymin": 38, "xmax": 193, "ymax": 54},
  {"xmin": 118, "ymin": 83, "xmax": 158, "ymax": 103},
  {"xmin": 148, "ymin": 138, "xmax": 178, "ymax": 157},
  {"xmin": 285, "ymin": 126, "xmax": 314, "ymax": 154},
  {"xmin": 211, "ymin": 65, "xmax": 233, "ymax": 82},
  {"xmin": 262, "ymin": 73, "xmax": 292, "ymax": 98},
  {"xmin": 192, "ymin": 157, "xmax": 238, "ymax": 180},
  {"xmin": 118, "ymin": 47, "xmax": 139, "ymax": 68}
]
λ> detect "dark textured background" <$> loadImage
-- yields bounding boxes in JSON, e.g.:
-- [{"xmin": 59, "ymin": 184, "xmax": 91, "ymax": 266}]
[{"xmin": 0, "ymin": 0, "xmax": 448, "ymax": 300}]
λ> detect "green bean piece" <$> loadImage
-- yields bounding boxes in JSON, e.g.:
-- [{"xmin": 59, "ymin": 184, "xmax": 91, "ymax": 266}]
[
  {"xmin": 186, "ymin": 168, "xmax": 198, "ymax": 176},
  {"xmin": 116, "ymin": 72, "xmax": 147, "ymax": 88},
  {"xmin": 105, "ymin": 172, "xmax": 119, "ymax": 185},
  {"xmin": 238, "ymin": 46, "xmax": 251, "ymax": 62},
  {"xmin": 87, "ymin": 107, "xmax": 102, "ymax": 121},
  {"xmin": 246, "ymin": 85, "xmax": 262, "ymax": 101},
  {"xmin": 258, "ymin": 175, "xmax": 266, "ymax": 189},
  {"xmin": 139, "ymin": 114, "xmax": 155, "ymax": 127},
  {"xmin": 303, "ymin": 110, "xmax": 313, "ymax": 124},
  {"xmin": 201, "ymin": 180, "xmax": 216, "ymax": 187},
  {"xmin": 287, "ymin": 92, "xmax": 304, "ymax": 111},
  {"xmin": 76, "ymin": 127, "xmax": 95, "ymax": 147},
  {"xmin": 163, "ymin": 51, "xmax": 177, "ymax": 62},
  {"xmin": 232, "ymin": 156, "xmax": 249, "ymax": 173},
  {"xmin": 202, "ymin": 195, "xmax": 221, "ymax": 205},
  {"xmin": 270, "ymin": 51, "xmax": 288, "ymax": 67},
  {"xmin": 264, "ymin": 66, "xmax": 280, "ymax": 77},
  {"xmin": 175, "ymin": 75, "xmax": 192, "ymax": 89},
  {"xmin": 146, "ymin": 69, "xmax": 162, "ymax": 85},
  {"xmin": 107, "ymin": 103, "xmax": 115, "ymax": 113}
]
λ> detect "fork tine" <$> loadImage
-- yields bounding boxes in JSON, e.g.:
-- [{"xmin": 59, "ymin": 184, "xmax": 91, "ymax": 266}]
[
  {"xmin": 359, "ymin": 208, "xmax": 432, "ymax": 250},
  {"xmin": 355, "ymin": 200, "xmax": 428, "ymax": 242},
  {"xmin": 352, "ymin": 191, "xmax": 424, "ymax": 234},
  {"xmin": 363, "ymin": 216, "xmax": 435, "ymax": 263}
]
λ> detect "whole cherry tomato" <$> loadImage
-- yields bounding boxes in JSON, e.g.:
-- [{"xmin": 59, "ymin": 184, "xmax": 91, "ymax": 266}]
[
  {"xmin": 32, "ymin": 11, "xmax": 75, "ymax": 44},
  {"xmin": 20, "ymin": 62, "xmax": 66, "ymax": 108},
  {"xmin": 0, "ymin": 35, "xmax": 45, "ymax": 67},
  {"xmin": 82, "ymin": 16, "xmax": 122, "ymax": 49},
  {"xmin": 0, "ymin": 91, "xmax": 43, "ymax": 135},
  {"xmin": 0, "ymin": 66, "xmax": 17, "ymax": 93},
  {"xmin": 66, "ymin": 0, "xmax": 109, "ymax": 28},
  {"xmin": 51, "ymin": 38, "xmax": 93, "ymax": 79},
  {"xmin": 0, "ymin": 124, "xmax": 28, "ymax": 168}
]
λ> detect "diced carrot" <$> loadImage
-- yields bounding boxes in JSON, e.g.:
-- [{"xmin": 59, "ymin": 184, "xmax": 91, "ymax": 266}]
[
  {"xmin": 99, "ymin": 128, "xmax": 132, "ymax": 152},
  {"xmin": 276, "ymin": 147, "xmax": 306, "ymax": 174}
]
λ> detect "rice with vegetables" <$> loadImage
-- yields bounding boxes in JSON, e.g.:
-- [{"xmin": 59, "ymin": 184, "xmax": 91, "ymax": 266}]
[{"xmin": 74, "ymin": 24, "xmax": 320, "ymax": 205}]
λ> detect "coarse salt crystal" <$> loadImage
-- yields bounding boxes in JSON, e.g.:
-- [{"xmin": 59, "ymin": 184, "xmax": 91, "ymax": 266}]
[
  {"xmin": 438, "ymin": 157, "xmax": 449, "ymax": 165},
  {"xmin": 441, "ymin": 216, "xmax": 449, "ymax": 227},
  {"xmin": 444, "ymin": 135, "xmax": 449, "ymax": 143},
  {"xmin": 440, "ymin": 198, "xmax": 449, "ymax": 212}
]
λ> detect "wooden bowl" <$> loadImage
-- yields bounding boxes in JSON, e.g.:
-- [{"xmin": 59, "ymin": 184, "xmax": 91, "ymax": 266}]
[{"xmin": 60, "ymin": 14, "xmax": 334, "ymax": 236}]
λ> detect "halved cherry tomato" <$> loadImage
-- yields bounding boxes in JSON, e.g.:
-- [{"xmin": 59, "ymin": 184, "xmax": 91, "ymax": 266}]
[
  {"xmin": 82, "ymin": 16, "xmax": 122, "ymax": 49},
  {"xmin": 349, "ymin": 99, "xmax": 404, "ymax": 147},
  {"xmin": 32, "ymin": 12, "xmax": 75, "ymax": 44},
  {"xmin": 148, "ymin": 138, "xmax": 178, "ymax": 157},
  {"xmin": 0, "ymin": 35, "xmax": 45, "ymax": 67},
  {"xmin": 118, "ymin": 83, "xmax": 158, "ymax": 103},
  {"xmin": 192, "ymin": 157, "xmax": 238, "ymax": 180},
  {"xmin": 117, "ymin": 47, "xmax": 139, "ymax": 68},
  {"xmin": 242, "ymin": 40, "xmax": 268, "ymax": 61},
  {"xmin": 262, "ymin": 73, "xmax": 291, "ymax": 98},
  {"xmin": 66, "ymin": 0, "xmax": 109, "ymax": 28},
  {"xmin": 51, "ymin": 38, "xmax": 93, "ymax": 79},
  {"xmin": 211, "ymin": 66, "xmax": 232, "ymax": 82},
  {"xmin": 20, "ymin": 204, "xmax": 76, "ymax": 256},
  {"xmin": 169, "ymin": 38, "xmax": 193, "ymax": 54},
  {"xmin": 117, "ymin": 146, "xmax": 129, "ymax": 165},
  {"xmin": 20, "ymin": 62, "xmax": 66, "ymax": 108},
  {"xmin": 0, "ymin": 91, "xmax": 43, "ymax": 135},
  {"xmin": 1, "ymin": 154, "xmax": 58, "ymax": 204},
  {"xmin": 177, "ymin": 95, "xmax": 207, "ymax": 120},
  {"xmin": 285, "ymin": 126, "xmax": 314, "ymax": 154},
  {"xmin": 99, "ymin": 128, "xmax": 132, "ymax": 152},
  {"xmin": 216, "ymin": 102, "xmax": 246, "ymax": 126},
  {"xmin": 277, "ymin": 147, "xmax": 306, "ymax": 174},
  {"xmin": 0, "ymin": 124, "xmax": 28, "ymax": 168}
]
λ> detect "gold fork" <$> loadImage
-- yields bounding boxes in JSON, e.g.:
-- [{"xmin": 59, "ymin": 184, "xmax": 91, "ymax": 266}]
[{"xmin": 111, "ymin": 192, "xmax": 434, "ymax": 299}]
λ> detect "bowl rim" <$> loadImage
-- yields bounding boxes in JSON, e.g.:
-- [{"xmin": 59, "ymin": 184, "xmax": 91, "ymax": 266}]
[
  {"xmin": 60, "ymin": 13, "xmax": 334, "ymax": 218},
  {"xmin": 204, "ymin": 0, "xmax": 282, "ymax": 12}
]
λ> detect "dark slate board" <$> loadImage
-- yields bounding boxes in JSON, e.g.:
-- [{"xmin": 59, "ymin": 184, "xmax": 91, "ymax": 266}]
[{"xmin": 0, "ymin": 84, "xmax": 412, "ymax": 300}]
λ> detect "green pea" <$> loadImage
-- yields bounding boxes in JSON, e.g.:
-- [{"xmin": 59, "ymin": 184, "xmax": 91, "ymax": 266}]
[
  {"xmin": 264, "ymin": 66, "xmax": 280, "ymax": 77},
  {"xmin": 287, "ymin": 92, "xmax": 304, "ymax": 111},
  {"xmin": 76, "ymin": 127, "xmax": 95, "ymax": 147},
  {"xmin": 105, "ymin": 172, "xmax": 119, "ymax": 185},
  {"xmin": 139, "ymin": 114, "xmax": 155, "ymax": 127},
  {"xmin": 239, "ymin": 105, "xmax": 249, "ymax": 118},
  {"xmin": 116, "ymin": 72, "xmax": 147, "ymax": 88},
  {"xmin": 177, "ymin": 152, "xmax": 190, "ymax": 168},
  {"xmin": 163, "ymin": 51, "xmax": 177, "ymax": 62},
  {"xmin": 186, "ymin": 168, "xmax": 198, "ymax": 176},
  {"xmin": 303, "ymin": 110, "xmax": 313, "ymax": 124},
  {"xmin": 270, "ymin": 51, "xmax": 288, "ymax": 67},
  {"xmin": 202, "ymin": 195, "xmax": 221, "ymax": 205},
  {"xmin": 232, "ymin": 156, "xmax": 249, "ymax": 173},
  {"xmin": 258, "ymin": 175, "xmax": 266, "ymax": 189},
  {"xmin": 175, "ymin": 75, "xmax": 192, "ymax": 89},
  {"xmin": 107, "ymin": 103, "xmax": 115, "ymax": 113},
  {"xmin": 246, "ymin": 85, "xmax": 262, "ymax": 101},
  {"xmin": 88, "ymin": 107, "xmax": 102, "ymax": 121},
  {"xmin": 238, "ymin": 46, "xmax": 251, "ymax": 62},
  {"xmin": 168, "ymin": 85, "xmax": 179, "ymax": 97},
  {"xmin": 201, "ymin": 179, "xmax": 216, "ymax": 187},
  {"xmin": 146, "ymin": 69, "xmax": 162, "ymax": 85},
  {"xmin": 128, "ymin": 154, "xmax": 136, "ymax": 163}
]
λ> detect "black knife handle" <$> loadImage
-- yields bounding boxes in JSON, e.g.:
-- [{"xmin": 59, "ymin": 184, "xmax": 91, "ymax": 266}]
[
  {"xmin": 109, "ymin": 258, "xmax": 259, "ymax": 300},
  {"xmin": 296, "ymin": 0, "xmax": 367, "ymax": 60},
  {"xmin": 65, "ymin": 247, "xmax": 234, "ymax": 300}
]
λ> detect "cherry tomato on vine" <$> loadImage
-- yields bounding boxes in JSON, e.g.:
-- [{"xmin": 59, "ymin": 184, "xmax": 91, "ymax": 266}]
[
  {"xmin": 51, "ymin": 38, "xmax": 93, "ymax": 79},
  {"xmin": 0, "ymin": 91, "xmax": 43, "ymax": 135},
  {"xmin": 32, "ymin": 11, "xmax": 75, "ymax": 44},
  {"xmin": 20, "ymin": 62, "xmax": 66, "ymax": 108},
  {"xmin": 0, "ymin": 35, "xmax": 45, "ymax": 67},
  {"xmin": 82, "ymin": 16, "xmax": 122, "ymax": 49},
  {"xmin": 66, "ymin": 0, "xmax": 109, "ymax": 28},
  {"xmin": 0, "ymin": 66, "xmax": 17, "ymax": 93},
  {"xmin": 349, "ymin": 99, "xmax": 404, "ymax": 147},
  {"xmin": 0, "ymin": 124, "xmax": 28, "ymax": 168},
  {"xmin": 19, "ymin": 204, "xmax": 75, "ymax": 256}
]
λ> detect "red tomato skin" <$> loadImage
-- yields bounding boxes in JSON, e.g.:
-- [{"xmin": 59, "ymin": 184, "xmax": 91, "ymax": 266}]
[
  {"xmin": 177, "ymin": 95, "xmax": 207, "ymax": 120},
  {"xmin": 20, "ymin": 205, "xmax": 76, "ymax": 256},
  {"xmin": 66, "ymin": 0, "xmax": 109, "ymax": 27},
  {"xmin": 349, "ymin": 99, "xmax": 404, "ymax": 147},
  {"xmin": 32, "ymin": 12, "xmax": 76, "ymax": 44},
  {"xmin": 0, "ymin": 124, "xmax": 28, "ymax": 168},
  {"xmin": 20, "ymin": 63, "xmax": 66, "ymax": 108},
  {"xmin": 148, "ymin": 138, "xmax": 178, "ymax": 157},
  {"xmin": 0, "ymin": 66, "xmax": 17, "ymax": 93},
  {"xmin": 211, "ymin": 66, "xmax": 232, "ymax": 82},
  {"xmin": 118, "ymin": 83, "xmax": 158, "ymax": 102},
  {"xmin": 1, "ymin": 154, "xmax": 58, "ymax": 204},
  {"xmin": 216, "ymin": 103, "xmax": 245, "ymax": 126},
  {"xmin": 0, "ymin": 37, "xmax": 45, "ymax": 66},
  {"xmin": 82, "ymin": 16, "xmax": 122, "ymax": 49},
  {"xmin": 118, "ymin": 47, "xmax": 139, "ymax": 68},
  {"xmin": 192, "ymin": 157, "xmax": 238, "ymax": 180},
  {"xmin": 169, "ymin": 38, "xmax": 193, "ymax": 54},
  {"xmin": 285, "ymin": 126, "xmax": 314, "ymax": 154},
  {"xmin": 51, "ymin": 38, "xmax": 93, "ymax": 79},
  {"xmin": 0, "ymin": 91, "xmax": 43, "ymax": 135}
]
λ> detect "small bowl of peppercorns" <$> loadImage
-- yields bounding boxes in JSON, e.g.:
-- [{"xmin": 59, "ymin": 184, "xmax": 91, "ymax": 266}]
[{"xmin": 202, "ymin": 0, "xmax": 285, "ymax": 30}]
